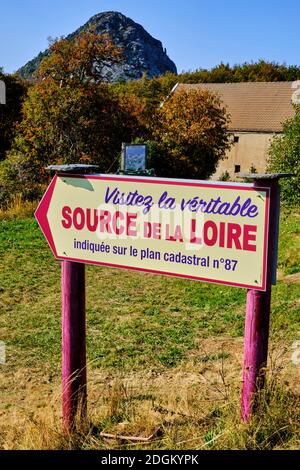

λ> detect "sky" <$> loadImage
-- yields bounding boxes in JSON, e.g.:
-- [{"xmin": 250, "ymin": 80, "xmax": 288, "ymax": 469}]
[{"xmin": 0, "ymin": 0, "xmax": 299, "ymax": 74}]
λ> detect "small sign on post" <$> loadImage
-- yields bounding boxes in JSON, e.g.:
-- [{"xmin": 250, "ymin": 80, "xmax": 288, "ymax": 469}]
[
  {"xmin": 121, "ymin": 143, "xmax": 147, "ymax": 172},
  {"xmin": 119, "ymin": 143, "xmax": 154, "ymax": 177}
]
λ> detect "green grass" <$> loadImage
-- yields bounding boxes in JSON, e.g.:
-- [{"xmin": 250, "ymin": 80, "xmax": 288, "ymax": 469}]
[
  {"xmin": 277, "ymin": 208, "xmax": 300, "ymax": 275},
  {"xmin": 0, "ymin": 209, "xmax": 299, "ymax": 449},
  {"xmin": 0, "ymin": 211, "xmax": 299, "ymax": 371}
]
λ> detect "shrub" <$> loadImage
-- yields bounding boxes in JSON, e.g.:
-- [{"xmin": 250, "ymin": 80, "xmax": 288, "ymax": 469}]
[{"xmin": 268, "ymin": 105, "xmax": 300, "ymax": 205}]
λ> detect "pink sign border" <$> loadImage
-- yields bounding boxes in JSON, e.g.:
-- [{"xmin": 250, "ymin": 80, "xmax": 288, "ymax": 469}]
[{"xmin": 35, "ymin": 174, "xmax": 270, "ymax": 291}]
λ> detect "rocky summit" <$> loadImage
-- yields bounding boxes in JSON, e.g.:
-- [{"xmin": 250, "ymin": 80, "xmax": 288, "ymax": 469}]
[{"xmin": 18, "ymin": 11, "xmax": 177, "ymax": 81}]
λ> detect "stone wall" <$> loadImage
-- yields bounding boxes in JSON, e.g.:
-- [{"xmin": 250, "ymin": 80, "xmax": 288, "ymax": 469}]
[{"xmin": 213, "ymin": 132, "xmax": 276, "ymax": 179}]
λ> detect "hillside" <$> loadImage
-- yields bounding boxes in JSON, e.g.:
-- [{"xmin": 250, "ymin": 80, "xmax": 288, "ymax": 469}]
[{"xmin": 17, "ymin": 11, "xmax": 177, "ymax": 81}]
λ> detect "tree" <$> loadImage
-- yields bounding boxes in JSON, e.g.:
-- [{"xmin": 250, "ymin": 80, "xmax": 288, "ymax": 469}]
[
  {"xmin": 267, "ymin": 105, "xmax": 300, "ymax": 205},
  {"xmin": 111, "ymin": 72, "xmax": 178, "ymax": 115},
  {"xmin": 0, "ymin": 71, "xmax": 28, "ymax": 160},
  {"xmin": 150, "ymin": 88, "xmax": 231, "ymax": 179},
  {"xmin": 178, "ymin": 61, "xmax": 300, "ymax": 84},
  {"xmin": 112, "ymin": 61, "xmax": 300, "ymax": 111},
  {"xmin": 1, "ymin": 32, "xmax": 146, "ymax": 204},
  {"xmin": 36, "ymin": 30, "xmax": 123, "ymax": 85}
]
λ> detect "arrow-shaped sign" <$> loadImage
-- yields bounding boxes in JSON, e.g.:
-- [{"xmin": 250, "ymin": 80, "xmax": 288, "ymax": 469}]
[
  {"xmin": 35, "ymin": 175, "xmax": 59, "ymax": 257},
  {"xmin": 35, "ymin": 173, "xmax": 270, "ymax": 290}
]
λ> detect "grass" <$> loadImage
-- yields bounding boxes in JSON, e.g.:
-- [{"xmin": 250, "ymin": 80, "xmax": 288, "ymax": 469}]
[
  {"xmin": 0, "ymin": 195, "xmax": 37, "ymax": 222},
  {"xmin": 0, "ymin": 207, "xmax": 299, "ymax": 449}
]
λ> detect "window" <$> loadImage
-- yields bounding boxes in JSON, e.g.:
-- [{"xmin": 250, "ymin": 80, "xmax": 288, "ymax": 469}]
[
  {"xmin": 234, "ymin": 165, "xmax": 241, "ymax": 173},
  {"xmin": 233, "ymin": 135, "xmax": 239, "ymax": 143}
]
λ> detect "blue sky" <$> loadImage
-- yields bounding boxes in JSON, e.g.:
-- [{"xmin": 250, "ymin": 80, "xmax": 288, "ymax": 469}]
[{"xmin": 0, "ymin": 0, "xmax": 299, "ymax": 74}]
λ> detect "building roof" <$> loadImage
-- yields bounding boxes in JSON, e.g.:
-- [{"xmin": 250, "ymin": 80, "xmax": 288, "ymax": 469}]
[{"xmin": 175, "ymin": 82, "xmax": 296, "ymax": 133}]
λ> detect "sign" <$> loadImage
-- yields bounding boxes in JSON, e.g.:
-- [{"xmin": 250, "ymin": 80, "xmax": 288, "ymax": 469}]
[
  {"xmin": 35, "ymin": 174, "xmax": 270, "ymax": 290},
  {"xmin": 122, "ymin": 144, "xmax": 147, "ymax": 171}
]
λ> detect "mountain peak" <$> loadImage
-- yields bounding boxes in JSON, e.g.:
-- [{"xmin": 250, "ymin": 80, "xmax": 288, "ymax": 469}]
[{"xmin": 18, "ymin": 11, "xmax": 177, "ymax": 81}]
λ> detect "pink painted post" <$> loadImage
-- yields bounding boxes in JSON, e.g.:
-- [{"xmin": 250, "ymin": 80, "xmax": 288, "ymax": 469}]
[
  {"xmin": 241, "ymin": 177, "xmax": 280, "ymax": 422},
  {"xmin": 61, "ymin": 260, "xmax": 87, "ymax": 432},
  {"xmin": 46, "ymin": 164, "xmax": 97, "ymax": 433}
]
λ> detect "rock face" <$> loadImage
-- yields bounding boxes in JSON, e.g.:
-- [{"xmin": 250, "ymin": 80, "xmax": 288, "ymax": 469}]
[{"xmin": 18, "ymin": 11, "xmax": 177, "ymax": 81}]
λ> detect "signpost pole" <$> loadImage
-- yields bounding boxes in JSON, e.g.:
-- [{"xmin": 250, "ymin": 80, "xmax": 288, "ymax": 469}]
[
  {"xmin": 46, "ymin": 164, "xmax": 99, "ymax": 433},
  {"xmin": 62, "ymin": 260, "xmax": 86, "ymax": 432},
  {"xmin": 240, "ymin": 173, "xmax": 293, "ymax": 422}
]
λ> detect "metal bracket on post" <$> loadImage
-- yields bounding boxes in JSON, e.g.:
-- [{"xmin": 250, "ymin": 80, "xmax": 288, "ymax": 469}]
[
  {"xmin": 238, "ymin": 172, "xmax": 294, "ymax": 422},
  {"xmin": 46, "ymin": 164, "xmax": 100, "ymax": 174},
  {"xmin": 46, "ymin": 164, "xmax": 99, "ymax": 433}
]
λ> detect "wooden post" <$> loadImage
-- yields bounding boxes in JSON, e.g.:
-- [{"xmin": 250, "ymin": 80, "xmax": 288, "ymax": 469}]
[
  {"xmin": 46, "ymin": 164, "xmax": 99, "ymax": 433},
  {"xmin": 62, "ymin": 260, "xmax": 87, "ymax": 433},
  {"xmin": 240, "ymin": 173, "xmax": 293, "ymax": 422}
]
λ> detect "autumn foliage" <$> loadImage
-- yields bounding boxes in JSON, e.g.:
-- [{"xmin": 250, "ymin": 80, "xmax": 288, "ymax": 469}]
[
  {"xmin": 36, "ymin": 31, "xmax": 123, "ymax": 85},
  {"xmin": 268, "ymin": 105, "xmax": 300, "ymax": 204},
  {"xmin": 147, "ymin": 88, "xmax": 230, "ymax": 179},
  {"xmin": 0, "ymin": 31, "xmax": 232, "ymax": 206},
  {"xmin": 0, "ymin": 32, "xmax": 148, "ymax": 203},
  {"xmin": 0, "ymin": 71, "xmax": 28, "ymax": 161}
]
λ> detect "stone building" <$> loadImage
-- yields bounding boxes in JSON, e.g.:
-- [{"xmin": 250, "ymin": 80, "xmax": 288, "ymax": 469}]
[{"xmin": 173, "ymin": 82, "xmax": 297, "ymax": 179}]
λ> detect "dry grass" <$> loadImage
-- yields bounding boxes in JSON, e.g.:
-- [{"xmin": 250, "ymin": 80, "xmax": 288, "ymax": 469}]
[
  {"xmin": 0, "ymin": 341, "xmax": 299, "ymax": 450},
  {"xmin": 0, "ymin": 195, "xmax": 37, "ymax": 221}
]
